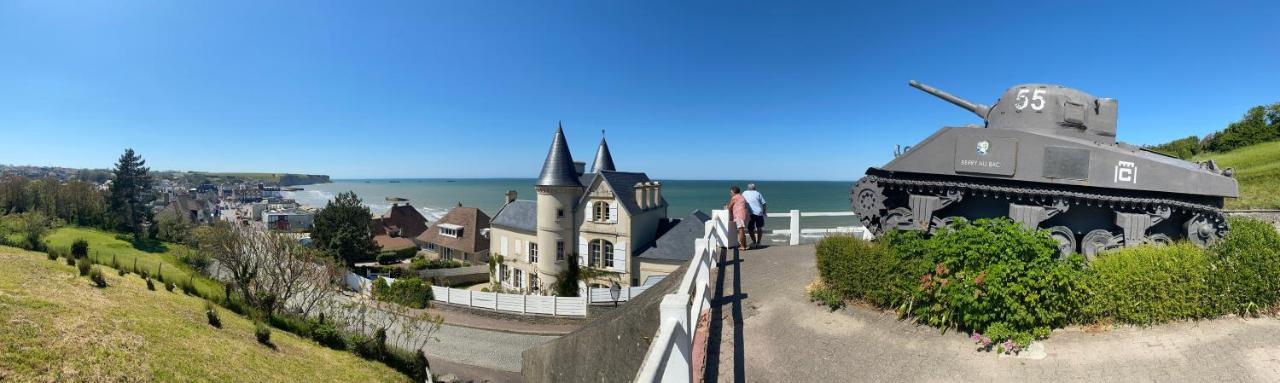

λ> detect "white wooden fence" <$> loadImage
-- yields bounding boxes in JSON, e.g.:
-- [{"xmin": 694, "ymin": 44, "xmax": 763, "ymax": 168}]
[
  {"xmin": 634, "ymin": 209, "xmax": 728, "ymax": 383},
  {"xmin": 430, "ymin": 286, "xmax": 588, "ymax": 317},
  {"xmin": 767, "ymin": 210, "xmax": 874, "ymax": 245}
]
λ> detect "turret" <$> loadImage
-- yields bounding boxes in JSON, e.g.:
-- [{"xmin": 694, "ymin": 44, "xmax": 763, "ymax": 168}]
[
  {"xmin": 590, "ymin": 134, "xmax": 616, "ymax": 173},
  {"xmin": 909, "ymin": 80, "xmax": 1120, "ymax": 145},
  {"xmin": 534, "ymin": 124, "xmax": 583, "ymax": 290}
]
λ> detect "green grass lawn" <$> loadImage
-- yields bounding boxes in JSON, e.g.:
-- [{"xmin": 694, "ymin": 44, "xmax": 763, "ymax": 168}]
[
  {"xmin": 43, "ymin": 227, "xmax": 226, "ymax": 301},
  {"xmin": 1193, "ymin": 141, "xmax": 1280, "ymax": 209},
  {"xmin": 0, "ymin": 246, "xmax": 409, "ymax": 382}
]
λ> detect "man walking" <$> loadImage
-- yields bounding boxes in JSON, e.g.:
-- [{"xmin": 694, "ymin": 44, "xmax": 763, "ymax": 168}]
[{"xmin": 742, "ymin": 183, "xmax": 767, "ymax": 249}]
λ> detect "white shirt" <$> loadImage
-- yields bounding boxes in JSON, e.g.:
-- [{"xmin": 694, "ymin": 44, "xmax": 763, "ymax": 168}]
[{"xmin": 741, "ymin": 190, "xmax": 766, "ymax": 216}]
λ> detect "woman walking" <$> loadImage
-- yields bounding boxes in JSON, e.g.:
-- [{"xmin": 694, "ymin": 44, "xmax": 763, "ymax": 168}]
[{"xmin": 726, "ymin": 186, "xmax": 749, "ymax": 249}]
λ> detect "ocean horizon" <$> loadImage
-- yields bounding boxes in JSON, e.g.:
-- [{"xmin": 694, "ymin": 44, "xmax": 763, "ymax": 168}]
[{"xmin": 285, "ymin": 178, "xmax": 860, "ymax": 240}]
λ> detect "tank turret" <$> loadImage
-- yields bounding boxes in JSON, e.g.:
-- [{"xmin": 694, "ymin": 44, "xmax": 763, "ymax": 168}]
[{"xmin": 910, "ymin": 80, "xmax": 1119, "ymax": 145}]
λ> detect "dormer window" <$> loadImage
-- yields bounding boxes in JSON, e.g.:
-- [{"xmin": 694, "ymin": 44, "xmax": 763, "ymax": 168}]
[
  {"xmin": 593, "ymin": 201, "xmax": 609, "ymax": 222},
  {"xmin": 439, "ymin": 223, "xmax": 464, "ymax": 238}
]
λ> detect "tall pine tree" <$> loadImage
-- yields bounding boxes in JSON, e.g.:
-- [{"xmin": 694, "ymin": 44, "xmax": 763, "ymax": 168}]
[
  {"xmin": 108, "ymin": 148, "xmax": 154, "ymax": 237},
  {"xmin": 310, "ymin": 191, "xmax": 380, "ymax": 265}
]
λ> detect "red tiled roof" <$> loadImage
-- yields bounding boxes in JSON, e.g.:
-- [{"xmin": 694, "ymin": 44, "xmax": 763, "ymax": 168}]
[{"xmin": 416, "ymin": 206, "xmax": 491, "ymax": 254}]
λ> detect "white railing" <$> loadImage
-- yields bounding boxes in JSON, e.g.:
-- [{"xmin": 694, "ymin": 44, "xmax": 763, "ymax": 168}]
[
  {"xmin": 634, "ymin": 209, "xmax": 728, "ymax": 383},
  {"xmin": 767, "ymin": 210, "xmax": 873, "ymax": 245},
  {"xmin": 430, "ymin": 286, "xmax": 588, "ymax": 317}
]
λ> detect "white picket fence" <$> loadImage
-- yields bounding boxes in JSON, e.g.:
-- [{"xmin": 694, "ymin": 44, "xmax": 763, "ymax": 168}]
[
  {"xmin": 634, "ymin": 209, "xmax": 728, "ymax": 383},
  {"xmin": 430, "ymin": 286, "xmax": 588, "ymax": 317}
]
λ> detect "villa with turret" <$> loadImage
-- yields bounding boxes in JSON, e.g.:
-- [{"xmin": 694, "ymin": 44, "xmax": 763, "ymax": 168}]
[{"xmin": 488, "ymin": 125, "xmax": 708, "ymax": 294}]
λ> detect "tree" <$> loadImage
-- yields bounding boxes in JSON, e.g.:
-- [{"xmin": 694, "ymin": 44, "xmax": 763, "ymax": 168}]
[
  {"xmin": 107, "ymin": 149, "xmax": 154, "ymax": 237},
  {"xmin": 311, "ymin": 191, "xmax": 379, "ymax": 266}
]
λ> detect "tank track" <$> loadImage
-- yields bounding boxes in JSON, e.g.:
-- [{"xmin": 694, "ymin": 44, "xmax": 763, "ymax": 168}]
[{"xmin": 852, "ymin": 173, "xmax": 1229, "ymax": 253}]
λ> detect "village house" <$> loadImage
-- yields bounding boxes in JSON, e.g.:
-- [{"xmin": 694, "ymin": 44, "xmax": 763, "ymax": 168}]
[
  {"xmin": 263, "ymin": 208, "xmax": 313, "ymax": 231},
  {"xmin": 370, "ymin": 203, "xmax": 429, "ymax": 253},
  {"xmin": 415, "ymin": 204, "xmax": 491, "ymax": 265},
  {"xmin": 489, "ymin": 126, "xmax": 702, "ymax": 294}
]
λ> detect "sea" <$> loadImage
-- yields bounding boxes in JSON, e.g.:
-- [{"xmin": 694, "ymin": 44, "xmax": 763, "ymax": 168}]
[{"xmin": 285, "ymin": 179, "xmax": 858, "ymax": 243}]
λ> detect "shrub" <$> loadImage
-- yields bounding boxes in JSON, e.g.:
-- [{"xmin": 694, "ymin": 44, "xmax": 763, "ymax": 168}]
[
  {"xmin": 1207, "ymin": 217, "xmax": 1280, "ymax": 315},
  {"xmin": 311, "ymin": 322, "xmax": 347, "ymax": 350},
  {"xmin": 906, "ymin": 219, "xmax": 1087, "ymax": 347},
  {"xmin": 1085, "ymin": 243, "xmax": 1213, "ymax": 325},
  {"xmin": 254, "ymin": 321, "xmax": 272, "ymax": 345},
  {"xmin": 71, "ymin": 239, "xmax": 89, "ymax": 258},
  {"xmin": 376, "ymin": 253, "xmax": 399, "ymax": 265},
  {"xmin": 206, "ymin": 301, "xmax": 222, "ymax": 328},
  {"xmin": 66, "ymin": 255, "xmax": 76, "ymax": 266},
  {"xmin": 375, "ymin": 277, "xmax": 433, "ymax": 309},
  {"xmin": 146, "ymin": 278, "xmax": 155, "ymax": 290},
  {"xmin": 77, "ymin": 257, "xmax": 92, "ymax": 276},
  {"xmin": 807, "ymin": 281, "xmax": 844, "ymax": 311},
  {"xmin": 814, "ymin": 234, "xmax": 928, "ymax": 308},
  {"xmin": 47, "ymin": 249, "xmax": 59, "ymax": 261},
  {"xmin": 165, "ymin": 281, "xmax": 175, "ymax": 292},
  {"xmin": 89, "ymin": 266, "xmax": 108, "ymax": 288}
]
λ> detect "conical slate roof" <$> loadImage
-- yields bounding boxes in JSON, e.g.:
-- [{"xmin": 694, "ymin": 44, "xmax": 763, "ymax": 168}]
[
  {"xmin": 536, "ymin": 124, "xmax": 583, "ymax": 187},
  {"xmin": 590, "ymin": 136, "xmax": 616, "ymax": 173}
]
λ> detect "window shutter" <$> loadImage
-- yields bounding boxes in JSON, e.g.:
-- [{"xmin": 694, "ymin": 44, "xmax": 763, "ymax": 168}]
[
  {"xmin": 578, "ymin": 236, "xmax": 588, "ymax": 266},
  {"xmin": 609, "ymin": 202, "xmax": 618, "ymax": 223},
  {"xmin": 584, "ymin": 205, "xmax": 590, "ymax": 222},
  {"xmin": 500, "ymin": 236, "xmax": 508, "ymax": 257},
  {"xmin": 613, "ymin": 242, "xmax": 627, "ymax": 273}
]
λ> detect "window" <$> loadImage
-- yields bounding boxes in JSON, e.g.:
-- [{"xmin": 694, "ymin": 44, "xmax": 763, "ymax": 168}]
[
  {"xmin": 425, "ymin": 242, "xmax": 436, "ymax": 252},
  {"xmin": 589, "ymin": 239, "xmax": 613, "ymax": 268},
  {"xmin": 556, "ymin": 241, "xmax": 565, "ymax": 261},
  {"xmin": 529, "ymin": 242, "xmax": 539, "ymax": 263},
  {"xmin": 500, "ymin": 265, "xmax": 509, "ymax": 283},
  {"xmin": 439, "ymin": 224, "xmax": 463, "ymax": 238},
  {"xmin": 443, "ymin": 247, "xmax": 454, "ymax": 261},
  {"xmin": 557, "ymin": 209, "xmax": 564, "ymax": 219},
  {"xmin": 530, "ymin": 273, "xmax": 540, "ymax": 291},
  {"xmin": 513, "ymin": 270, "xmax": 523, "ymax": 289},
  {"xmin": 593, "ymin": 201, "xmax": 610, "ymax": 222}
]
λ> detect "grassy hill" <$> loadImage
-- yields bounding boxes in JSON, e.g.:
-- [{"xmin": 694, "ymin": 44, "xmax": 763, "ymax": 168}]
[
  {"xmin": 1193, "ymin": 141, "xmax": 1280, "ymax": 210},
  {"xmin": 43, "ymin": 227, "xmax": 226, "ymax": 300},
  {"xmin": 0, "ymin": 246, "xmax": 409, "ymax": 382}
]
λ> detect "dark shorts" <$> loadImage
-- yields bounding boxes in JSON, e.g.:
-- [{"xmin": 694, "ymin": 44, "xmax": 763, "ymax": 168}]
[{"xmin": 748, "ymin": 214, "xmax": 765, "ymax": 231}]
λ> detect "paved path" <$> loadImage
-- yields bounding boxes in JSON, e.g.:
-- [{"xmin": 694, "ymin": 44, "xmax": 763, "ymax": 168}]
[{"xmin": 707, "ymin": 244, "xmax": 1280, "ymax": 382}]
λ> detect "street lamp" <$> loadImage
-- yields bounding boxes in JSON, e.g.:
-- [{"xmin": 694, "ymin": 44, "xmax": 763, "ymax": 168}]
[{"xmin": 610, "ymin": 280, "xmax": 621, "ymax": 308}]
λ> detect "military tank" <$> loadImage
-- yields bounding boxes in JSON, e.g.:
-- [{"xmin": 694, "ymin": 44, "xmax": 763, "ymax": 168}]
[{"xmin": 852, "ymin": 81, "xmax": 1238, "ymax": 259}]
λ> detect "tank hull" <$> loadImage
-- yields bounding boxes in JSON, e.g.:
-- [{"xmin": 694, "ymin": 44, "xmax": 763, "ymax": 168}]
[{"xmin": 853, "ymin": 127, "xmax": 1237, "ymax": 258}]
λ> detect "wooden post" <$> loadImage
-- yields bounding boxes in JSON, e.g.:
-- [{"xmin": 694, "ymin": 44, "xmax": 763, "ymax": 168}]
[{"xmin": 789, "ymin": 209, "xmax": 801, "ymax": 246}]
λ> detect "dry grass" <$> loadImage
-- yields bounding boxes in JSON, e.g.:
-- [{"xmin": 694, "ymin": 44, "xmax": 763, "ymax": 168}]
[{"xmin": 0, "ymin": 246, "xmax": 409, "ymax": 382}]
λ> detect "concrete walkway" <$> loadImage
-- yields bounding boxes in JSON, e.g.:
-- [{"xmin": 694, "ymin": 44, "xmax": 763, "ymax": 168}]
[{"xmin": 706, "ymin": 244, "xmax": 1280, "ymax": 382}]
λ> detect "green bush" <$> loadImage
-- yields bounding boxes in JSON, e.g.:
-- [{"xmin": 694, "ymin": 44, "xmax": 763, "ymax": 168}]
[
  {"xmin": 165, "ymin": 281, "xmax": 175, "ymax": 292},
  {"xmin": 46, "ymin": 248, "xmax": 60, "ymax": 261},
  {"xmin": 375, "ymin": 277, "xmax": 434, "ymax": 309},
  {"xmin": 206, "ymin": 301, "xmax": 222, "ymax": 328},
  {"xmin": 71, "ymin": 239, "xmax": 89, "ymax": 258},
  {"xmin": 89, "ymin": 266, "xmax": 108, "ymax": 288},
  {"xmin": 66, "ymin": 254, "xmax": 76, "ymax": 266},
  {"xmin": 807, "ymin": 282, "xmax": 844, "ymax": 311},
  {"xmin": 411, "ymin": 257, "xmax": 465, "ymax": 270},
  {"xmin": 77, "ymin": 257, "xmax": 92, "ymax": 276},
  {"xmin": 1085, "ymin": 243, "xmax": 1213, "ymax": 325},
  {"xmin": 146, "ymin": 278, "xmax": 155, "ymax": 291},
  {"xmin": 376, "ymin": 253, "xmax": 399, "ymax": 265},
  {"xmin": 1207, "ymin": 217, "xmax": 1280, "ymax": 315},
  {"xmin": 254, "ymin": 321, "xmax": 272, "ymax": 345},
  {"xmin": 907, "ymin": 219, "xmax": 1087, "ymax": 346}
]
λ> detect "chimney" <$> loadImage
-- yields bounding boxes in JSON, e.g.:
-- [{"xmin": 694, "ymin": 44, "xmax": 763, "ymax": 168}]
[
  {"xmin": 652, "ymin": 182, "xmax": 662, "ymax": 208},
  {"xmin": 634, "ymin": 183, "xmax": 647, "ymax": 210},
  {"xmin": 505, "ymin": 190, "xmax": 518, "ymax": 204},
  {"xmin": 573, "ymin": 161, "xmax": 586, "ymax": 176}
]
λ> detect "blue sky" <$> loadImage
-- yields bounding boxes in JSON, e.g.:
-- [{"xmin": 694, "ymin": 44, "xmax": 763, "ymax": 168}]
[{"xmin": 1, "ymin": 1, "xmax": 1277, "ymax": 180}]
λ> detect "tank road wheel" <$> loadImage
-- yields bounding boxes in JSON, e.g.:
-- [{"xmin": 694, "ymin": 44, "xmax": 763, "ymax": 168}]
[
  {"xmin": 1081, "ymin": 229, "xmax": 1118, "ymax": 261},
  {"xmin": 1185, "ymin": 214, "xmax": 1225, "ymax": 248},
  {"xmin": 851, "ymin": 178, "xmax": 886, "ymax": 234},
  {"xmin": 1146, "ymin": 233, "xmax": 1173, "ymax": 246},
  {"xmin": 1046, "ymin": 226, "xmax": 1076, "ymax": 258},
  {"xmin": 883, "ymin": 207, "xmax": 916, "ymax": 232}
]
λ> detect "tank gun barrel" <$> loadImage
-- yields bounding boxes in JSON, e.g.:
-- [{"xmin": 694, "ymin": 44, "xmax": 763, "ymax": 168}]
[{"xmin": 909, "ymin": 80, "xmax": 991, "ymax": 121}]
